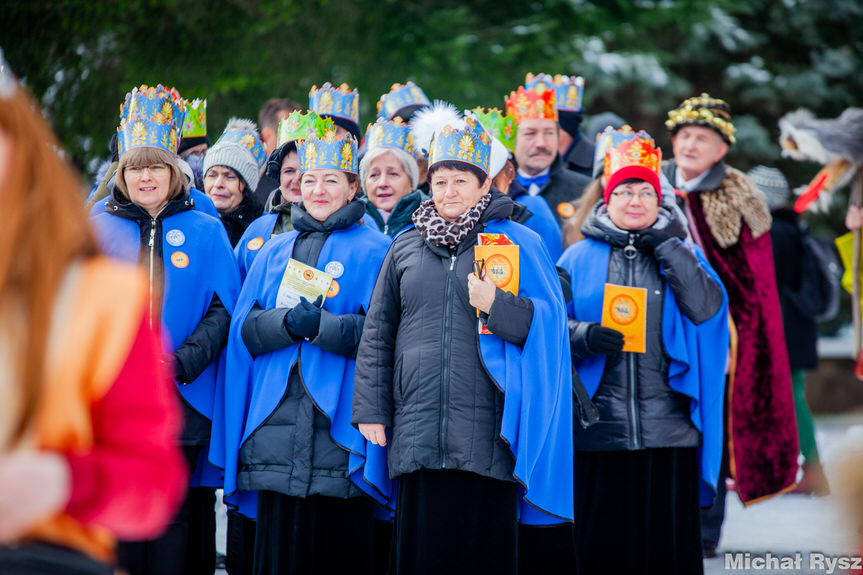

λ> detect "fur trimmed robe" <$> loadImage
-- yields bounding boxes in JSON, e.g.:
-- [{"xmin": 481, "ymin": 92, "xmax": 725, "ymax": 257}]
[{"xmin": 664, "ymin": 160, "xmax": 798, "ymax": 504}]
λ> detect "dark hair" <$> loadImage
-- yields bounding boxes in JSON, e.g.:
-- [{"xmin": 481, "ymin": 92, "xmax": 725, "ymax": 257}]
[
  {"xmin": 427, "ymin": 160, "xmax": 488, "ymax": 186},
  {"xmin": 346, "ymin": 172, "xmax": 359, "ymax": 185},
  {"xmin": 258, "ymin": 98, "xmax": 301, "ymax": 131}
]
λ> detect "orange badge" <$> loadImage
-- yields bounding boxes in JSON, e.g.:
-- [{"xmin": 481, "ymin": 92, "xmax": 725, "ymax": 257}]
[
  {"xmin": 302, "ymin": 269, "xmax": 315, "ymax": 281},
  {"xmin": 171, "ymin": 251, "xmax": 189, "ymax": 268},
  {"xmin": 327, "ymin": 279, "xmax": 340, "ymax": 298},
  {"xmin": 247, "ymin": 237, "xmax": 264, "ymax": 251},
  {"xmin": 557, "ymin": 202, "xmax": 575, "ymax": 218}
]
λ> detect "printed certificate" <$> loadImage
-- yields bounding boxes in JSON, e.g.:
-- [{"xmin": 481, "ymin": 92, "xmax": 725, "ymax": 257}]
[{"xmin": 275, "ymin": 258, "xmax": 333, "ymax": 309}]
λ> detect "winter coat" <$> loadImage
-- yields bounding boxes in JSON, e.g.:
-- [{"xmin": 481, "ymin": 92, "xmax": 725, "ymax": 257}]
[
  {"xmin": 567, "ymin": 202, "xmax": 724, "ymax": 451},
  {"xmin": 562, "ymin": 134, "xmax": 595, "ymax": 178},
  {"xmin": 517, "ymin": 154, "xmax": 592, "ymax": 227},
  {"xmin": 352, "ymin": 191, "xmax": 535, "ymax": 483},
  {"xmin": 92, "ymin": 191, "xmax": 237, "ymax": 449},
  {"xmin": 236, "ymin": 201, "xmax": 376, "ymax": 499},
  {"xmin": 362, "ymin": 189, "xmax": 427, "ymax": 237},
  {"xmin": 770, "ymin": 208, "xmax": 819, "ymax": 371},
  {"xmin": 219, "ymin": 194, "xmax": 264, "ymax": 247}
]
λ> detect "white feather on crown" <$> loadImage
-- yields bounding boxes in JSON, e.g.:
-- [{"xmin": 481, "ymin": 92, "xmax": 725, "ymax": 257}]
[{"xmin": 409, "ymin": 100, "xmax": 465, "ymax": 158}]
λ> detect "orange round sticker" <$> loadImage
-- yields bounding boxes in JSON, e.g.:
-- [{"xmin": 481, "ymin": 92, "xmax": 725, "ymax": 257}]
[
  {"xmin": 557, "ymin": 202, "xmax": 575, "ymax": 218},
  {"xmin": 485, "ymin": 254, "xmax": 514, "ymax": 288},
  {"xmin": 609, "ymin": 294, "xmax": 639, "ymax": 325},
  {"xmin": 327, "ymin": 280, "xmax": 340, "ymax": 298},
  {"xmin": 247, "ymin": 237, "xmax": 264, "ymax": 251},
  {"xmin": 302, "ymin": 269, "xmax": 315, "ymax": 281},
  {"xmin": 171, "ymin": 251, "xmax": 189, "ymax": 269}
]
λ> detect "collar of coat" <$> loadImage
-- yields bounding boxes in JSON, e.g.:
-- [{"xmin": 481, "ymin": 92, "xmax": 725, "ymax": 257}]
[{"xmin": 663, "ymin": 159, "xmax": 772, "ymax": 249}]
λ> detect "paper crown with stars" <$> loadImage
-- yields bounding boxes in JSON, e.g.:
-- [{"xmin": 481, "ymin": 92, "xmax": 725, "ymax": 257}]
[
  {"xmin": 117, "ymin": 84, "xmax": 187, "ymax": 157},
  {"xmin": 553, "ymin": 75, "xmax": 585, "ymax": 113},
  {"xmin": 365, "ymin": 116, "xmax": 419, "ymax": 157},
  {"xmin": 601, "ymin": 125, "xmax": 662, "ymax": 200},
  {"xmin": 505, "ymin": 73, "xmax": 558, "ymax": 124},
  {"xmin": 309, "ymin": 82, "xmax": 359, "ymax": 126},
  {"xmin": 427, "ymin": 115, "xmax": 492, "ymax": 176},
  {"xmin": 471, "ymin": 107, "xmax": 517, "ymax": 154},
  {"xmin": 211, "ymin": 119, "xmax": 267, "ymax": 172},
  {"xmin": 376, "ymin": 82, "xmax": 431, "ymax": 121},
  {"xmin": 666, "ymin": 93, "xmax": 736, "ymax": 145},
  {"xmin": 298, "ymin": 131, "xmax": 359, "ymax": 174},
  {"xmin": 181, "ymin": 98, "xmax": 207, "ymax": 138},
  {"xmin": 277, "ymin": 111, "xmax": 334, "ymax": 148}
]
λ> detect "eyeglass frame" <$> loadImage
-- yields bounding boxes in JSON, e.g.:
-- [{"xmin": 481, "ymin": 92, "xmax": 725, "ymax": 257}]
[
  {"xmin": 124, "ymin": 163, "xmax": 170, "ymax": 177},
  {"xmin": 609, "ymin": 189, "xmax": 659, "ymax": 202}
]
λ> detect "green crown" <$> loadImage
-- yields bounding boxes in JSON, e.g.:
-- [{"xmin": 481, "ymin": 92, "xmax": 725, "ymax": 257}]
[
  {"xmin": 181, "ymin": 99, "xmax": 207, "ymax": 138},
  {"xmin": 472, "ymin": 107, "xmax": 517, "ymax": 153},
  {"xmin": 277, "ymin": 111, "xmax": 334, "ymax": 148}
]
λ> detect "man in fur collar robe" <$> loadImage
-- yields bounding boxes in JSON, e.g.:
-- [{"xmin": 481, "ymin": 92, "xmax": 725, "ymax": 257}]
[{"xmin": 664, "ymin": 94, "xmax": 799, "ymax": 558}]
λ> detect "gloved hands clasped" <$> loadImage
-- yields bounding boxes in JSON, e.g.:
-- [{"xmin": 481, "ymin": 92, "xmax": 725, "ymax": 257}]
[
  {"xmin": 284, "ymin": 295, "xmax": 324, "ymax": 340},
  {"xmin": 635, "ymin": 228, "xmax": 672, "ymax": 253}
]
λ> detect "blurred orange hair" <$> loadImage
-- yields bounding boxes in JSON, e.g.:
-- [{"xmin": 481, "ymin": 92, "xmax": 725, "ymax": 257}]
[{"xmin": 0, "ymin": 84, "xmax": 99, "ymax": 445}]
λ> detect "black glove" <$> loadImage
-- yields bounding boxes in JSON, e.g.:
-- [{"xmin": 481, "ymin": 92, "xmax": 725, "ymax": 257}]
[
  {"xmin": 586, "ymin": 324, "xmax": 625, "ymax": 355},
  {"xmin": 161, "ymin": 353, "xmax": 185, "ymax": 381},
  {"xmin": 284, "ymin": 296, "xmax": 323, "ymax": 340},
  {"xmin": 635, "ymin": 228, "xmax": 672, "ymax": 252}
]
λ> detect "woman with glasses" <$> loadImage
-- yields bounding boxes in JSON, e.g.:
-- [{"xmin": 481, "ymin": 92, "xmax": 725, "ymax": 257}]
[
  {"xmin": 557, "ymin": 127, "xmax": 728, "ymax": 575},
  {"xmin": 91, "ymin": 85, "xmax": 240, "ymax": 575}
]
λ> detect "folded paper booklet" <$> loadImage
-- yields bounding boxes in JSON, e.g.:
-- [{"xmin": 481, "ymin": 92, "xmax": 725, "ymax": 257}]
[
  {"xmin": 475, "ymin": 234, "xmax": 519, "ymax": 335},
  {"xmin": 275, "ymin": 258, "xmax": 333, "ymax": 309},
  {"xmin": 601, "ymin": 283, "xmax": 647, "ymax": 353}
]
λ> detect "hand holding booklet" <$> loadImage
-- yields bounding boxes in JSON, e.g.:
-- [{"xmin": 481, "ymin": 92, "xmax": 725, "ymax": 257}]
[
  {"xmin": 275, "ymin": 258, "xmax": 333, "ymax": 309},
  {"xmin": 474, "ymin": 233, "xmax": 519, "ymax": 335}
]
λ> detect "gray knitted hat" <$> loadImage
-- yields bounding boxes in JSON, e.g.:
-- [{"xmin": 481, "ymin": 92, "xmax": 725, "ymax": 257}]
[
  {"xmin": 203, "ymin": 118, "xmax": 262, "ymax": 192},
  {"xmin": 747, "ymin": 165, "xmax": 790, "ymax": 210}
]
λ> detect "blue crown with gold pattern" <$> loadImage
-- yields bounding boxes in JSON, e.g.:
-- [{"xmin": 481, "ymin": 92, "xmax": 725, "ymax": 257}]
[
  {"xmin": 117, "ymin": 84, "xmax": 187, "ymax": 157},
  {"xmin": 376, "ymin": 82, "xmax": 431, "ymax": 120},
  {"xmin": 593, "ymin": 124, "xmax": 654, "ymax": 179},
  {"xmin": 212, "ymin": 121, "xmax": 267, "ymax": 171},
  {"xmin": 298, "ymin": 131, "xmax": 358, "ymax": 174},
  {"xmin": 428, "ymin": 116, "xmax": 491, "ymax": 176},
  {"xmin": 309, "ymin": 82, "xmax": 359, "ymax": 125},
  {"xmin": 365, "ymin": 117, "xmax": 419, "ymax": 157},
  {"xmin": 553, "ymin": 75, "xmax": 584, "ymax": 113}
]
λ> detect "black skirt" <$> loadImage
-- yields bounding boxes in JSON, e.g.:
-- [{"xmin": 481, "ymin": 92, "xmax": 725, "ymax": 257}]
[
  {"xmin": 393, "ymin": 469, "xmax": 519, "ymax": 575},
  {"xmin": 574, "ymin": 447, "xmax": 704, "ymax": 575},
  {"xmin": 253, "ymin": 490, "xmax": 374, "ymax": 575}
]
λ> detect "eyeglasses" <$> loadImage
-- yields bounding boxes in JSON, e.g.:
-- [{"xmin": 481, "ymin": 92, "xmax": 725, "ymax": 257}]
[
  {"xmin": 610, "ymin": 190, "xmax": 658, "ymax": 202},
  {"xmin": 125, "ymin": 163, "xmax": 169, "ymax": 177}
]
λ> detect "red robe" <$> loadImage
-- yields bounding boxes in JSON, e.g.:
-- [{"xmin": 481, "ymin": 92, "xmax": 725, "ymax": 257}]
[{"xmin": 672, "ymin": 161, "xmax": 799, "ymax": 504}]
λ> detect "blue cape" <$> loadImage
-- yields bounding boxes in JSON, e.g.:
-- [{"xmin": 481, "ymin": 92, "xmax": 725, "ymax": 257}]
[
  {"xmin": 475, "ymin": 219, "xmax": 574, "ymax": 525},
  {"xmin": 215, "ymin": 223, "xmax": 393, "ymax": 517},
  {"xmin": 513, "ymin": 195, "xmax": 563, "ymax": 263},
  {"xmin": 89, "ymin": 187, "xmax": 220, "ymax": 220},
  {"xmin": 234, "ymin": 213, "xmax": 279, "ymax": 281},
  {"xmin": 557, "ymin": 238, "xmax": 728, "ymax": 506},
  {"xmin": 91, "ymin": 209, "xmax": 240, "ymax": 487}
]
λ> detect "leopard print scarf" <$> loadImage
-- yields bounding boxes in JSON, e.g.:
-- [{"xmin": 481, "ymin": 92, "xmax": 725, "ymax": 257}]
[{"xmin": 411, "ymin": 192, "xmax": 492, "ymax": 248}]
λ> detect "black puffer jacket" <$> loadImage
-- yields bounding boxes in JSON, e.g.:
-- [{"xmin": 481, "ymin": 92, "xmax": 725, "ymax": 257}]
[
  {"xmin": 352, "ymin": 191, "xmax": 535, "ymax": 482},
  {"xmin": 237, "ymin": 201, "xmax": 368, "ymax": 499},
  {"xmin": 569, "ymin": 201, "xmax": 724, "ymax": 451}
]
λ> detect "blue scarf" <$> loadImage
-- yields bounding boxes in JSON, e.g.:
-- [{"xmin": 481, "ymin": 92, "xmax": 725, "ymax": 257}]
[
  {"xmin": 216, "ymin": 223, "xmax": 392, "ymax": 518},
  {"xmin": 478, "ymin": 219, "xmax": 574, "ymax": 525},
  {"xmin": 557, "ymin": 238, "xmax": 729, "ymax": 506}
]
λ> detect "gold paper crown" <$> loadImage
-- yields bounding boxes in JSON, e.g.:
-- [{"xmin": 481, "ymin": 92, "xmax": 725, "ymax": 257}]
[
  {"xmin": 603, "ymin": 126, "xmax": 662, "ymax": 199},
  {"xmin": 505, "ymin": 74, "xmax": 558, "ymax": 125},
  {"xmin": 666, "ymin": 93, "xmax": 736, "ymax": 145}
]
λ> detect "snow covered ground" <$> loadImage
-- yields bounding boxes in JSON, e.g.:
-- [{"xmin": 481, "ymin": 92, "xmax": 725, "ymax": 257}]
[
  {"xmin": 216, "ymin": 413, "xmax": 863, "ymax": 574},
  {"xmin": 705, "ymin": 413, "xmax": 863, "ymax": 574}
]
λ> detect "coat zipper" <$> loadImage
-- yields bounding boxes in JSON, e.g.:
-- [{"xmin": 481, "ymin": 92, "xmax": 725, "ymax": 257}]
[
  {"xmin": 439, "ymin": 253, "xmax": 457, "ymax": 468},
  {"xmin": 624, "ymin": 234, "xmax": 641, "ymax": 450},
  {"xmin": 148, "ymin": 217, "xmax": 157, "ymax": 329}
]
